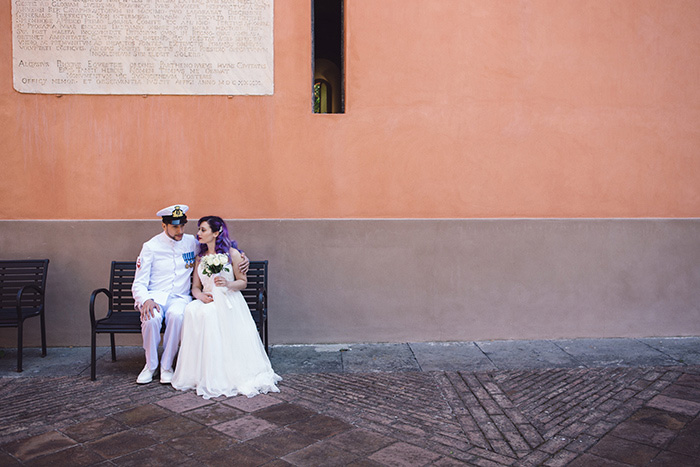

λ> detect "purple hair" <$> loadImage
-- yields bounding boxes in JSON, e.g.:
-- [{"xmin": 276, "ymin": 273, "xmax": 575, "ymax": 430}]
[{"xmin": 197, "ymin": 216, "xmax": 239, "ymax": 257}]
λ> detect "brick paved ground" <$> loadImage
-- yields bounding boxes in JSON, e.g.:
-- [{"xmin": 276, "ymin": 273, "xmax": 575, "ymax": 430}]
[{"xmin": 1, "ymin": 357, "xmax": 699, "ymax": 465}]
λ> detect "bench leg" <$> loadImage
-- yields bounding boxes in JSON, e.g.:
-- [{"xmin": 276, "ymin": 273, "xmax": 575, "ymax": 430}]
[
  {"xmin": 40, "ymin": 310, "xmax": 47, "ymax": 357},
  {"xmin": 16, "ymin": 322, "xmax": 23, "ymax": 372},
  {"xmin": 91, "ymin": 330, "xmax": 97, "ymax": 381},
  {"xmin": 264, "ymin": 319, "xmax": 269, "ymax": 354},
  {"xmin": 110, "ymin": 334, "xmax": 117, "ymax": 361}
]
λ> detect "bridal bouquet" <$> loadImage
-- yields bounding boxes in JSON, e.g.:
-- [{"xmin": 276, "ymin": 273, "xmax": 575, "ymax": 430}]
[{"xmin": 201, "ymin": 253, "xmax": 230, "ymax": 277}]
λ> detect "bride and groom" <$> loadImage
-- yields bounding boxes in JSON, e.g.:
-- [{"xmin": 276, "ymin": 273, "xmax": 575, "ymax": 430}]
[{"xmin": 132, "ymin": 204, "xmax": 280, "ymax": 399}]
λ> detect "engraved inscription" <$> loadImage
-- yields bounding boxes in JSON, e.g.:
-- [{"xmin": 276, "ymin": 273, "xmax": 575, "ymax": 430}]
[{"xmin": 12, "ymin": 0, "xmax": 274, "ymax": 95}]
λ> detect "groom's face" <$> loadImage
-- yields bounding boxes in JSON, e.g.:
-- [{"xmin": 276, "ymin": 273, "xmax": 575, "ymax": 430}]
[{"xmin": 163, "ymin": 222, "xmax": 186, "ymax": 242}]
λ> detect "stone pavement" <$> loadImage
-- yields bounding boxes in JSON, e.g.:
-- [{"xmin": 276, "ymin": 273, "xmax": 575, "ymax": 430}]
[{"xmin": 0, "ymin": 338, "xmax": 699, "ymax": 466}]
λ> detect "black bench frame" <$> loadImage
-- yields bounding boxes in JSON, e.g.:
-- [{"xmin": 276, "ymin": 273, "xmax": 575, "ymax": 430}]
[
  {"xmin": 90, "ymin": 260, "xmax": 268, "ymax": 380},
  {"xmin": 0, "ymin": 259, "xmax": 50, "ymax": 372}
]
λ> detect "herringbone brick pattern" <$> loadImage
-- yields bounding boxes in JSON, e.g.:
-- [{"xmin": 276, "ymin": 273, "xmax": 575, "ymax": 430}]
[
  {"xmin": 1, "ymin": 366, "xmax": 699, "ymax": 465},
  {"xmin": 278, "ymin": 367, "xmax": 697, "ymax": 466}
]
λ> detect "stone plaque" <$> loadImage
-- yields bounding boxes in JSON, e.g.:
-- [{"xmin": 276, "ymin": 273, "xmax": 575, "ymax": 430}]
[{"xmin": 12, "ymin": 0, "xmax": 273, "ymax": 95}]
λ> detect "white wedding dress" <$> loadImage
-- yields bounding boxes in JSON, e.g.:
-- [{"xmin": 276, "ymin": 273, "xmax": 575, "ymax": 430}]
[{"xmin": 171, "ymin": 262, "xmax": 281, "ymax": 399}]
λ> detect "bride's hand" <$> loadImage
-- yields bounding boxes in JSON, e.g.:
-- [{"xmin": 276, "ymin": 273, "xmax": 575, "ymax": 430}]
[
  {"xmin": 213, "ymin": 276, "xmax": 229, "ymax": 288},
  {"xmin": 200, "ymin": 293, "xmax": 214, "ymax": 303}
]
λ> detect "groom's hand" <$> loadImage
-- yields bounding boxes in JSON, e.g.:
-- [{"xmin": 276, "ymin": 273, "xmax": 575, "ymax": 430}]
[
  {"xmin": 140, "ymin": 299, "xmax": 160, "ymax": 319},
  {"xmin": 239, "ymin": 252, "xmax": 250, "ymax": 274}
]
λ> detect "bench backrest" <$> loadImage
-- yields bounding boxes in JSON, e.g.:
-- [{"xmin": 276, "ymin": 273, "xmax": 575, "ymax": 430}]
[
  {"xmin": 109, "ymin": 261, "xmax": 138, "ymax": 313},
  {"xmin": 242, "ymin": 260, "xmax": 268, "ymax": 304},
  {"xmin": 0, "ymin": 260, "xmax": 50, "ymax": 310},
  {"xmin": 108, "ymin": 260, "xmax": 267, "ymax": 313}
]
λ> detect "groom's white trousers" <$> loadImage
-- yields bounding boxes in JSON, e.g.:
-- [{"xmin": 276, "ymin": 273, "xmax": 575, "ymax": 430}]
[{"xmin": 141, "ymin": 296, "xmax": 188, "ymax": 372}]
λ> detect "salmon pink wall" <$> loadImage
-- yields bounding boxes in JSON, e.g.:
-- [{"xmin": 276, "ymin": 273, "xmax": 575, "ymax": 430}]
[{"xmin": 1, "ymin": 1, "xmax": 699, "ymax": 220}]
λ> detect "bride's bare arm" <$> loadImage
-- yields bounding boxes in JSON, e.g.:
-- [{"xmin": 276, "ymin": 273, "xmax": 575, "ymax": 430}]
[
  {"xmin": 191, "ymin": 257, "xmax": 214, "ymax": 303},
  {"xmin": 213, "ymin": 248, "xmax": 247, "ymax": 291}
]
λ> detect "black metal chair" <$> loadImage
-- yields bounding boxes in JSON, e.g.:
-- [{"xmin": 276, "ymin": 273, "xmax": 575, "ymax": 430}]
[
  {"xmin": 0, "ymin": 259, "xmax": 50, "ymax": 372},
  {"xmin": 90, "ymin": 260, "xmax": 269, "ymax": 380}
]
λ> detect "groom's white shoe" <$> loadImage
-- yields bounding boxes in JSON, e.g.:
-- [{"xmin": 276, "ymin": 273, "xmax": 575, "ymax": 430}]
[
  {"xmin": 160, "ymin": 369, "xmax": 174, "ymax": 384},
  {"xmin": 136, "ymin": 365, "xmax": 156, "ymax": 384}
]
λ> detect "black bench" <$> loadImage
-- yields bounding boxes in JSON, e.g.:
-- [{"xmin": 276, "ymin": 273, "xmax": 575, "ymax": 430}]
[
  {"xmin": 90, "ymin": 260, "xmax": 268, "ymax": 380},
  {"xmin": 0, "ymin": 259, "xmax": 50, "ymax": 372}
]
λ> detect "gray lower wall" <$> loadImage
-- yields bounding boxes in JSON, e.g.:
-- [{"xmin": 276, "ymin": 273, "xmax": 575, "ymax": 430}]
[{"xmin": 1, "ymin": 219, "xmax": 699, "ymax": 348}]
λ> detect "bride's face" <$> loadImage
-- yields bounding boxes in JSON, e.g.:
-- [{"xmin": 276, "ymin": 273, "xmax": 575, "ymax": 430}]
[{"xmin": 197, "ymin": 221, "xmax": 219, "ymax": 244}]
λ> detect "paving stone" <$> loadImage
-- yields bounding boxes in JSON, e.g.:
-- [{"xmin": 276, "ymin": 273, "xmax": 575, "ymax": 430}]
[
  {"xmin": 254, "ymin": 402, "xmax": 317, "ymax": 426},
  {"xmin": 269, "ymin": 345, "xmax": 344, "ymax": 374},
  {"xmin": 648, "ymin": 450, "xmax": 700, "ymax": 466},
  {"xmin": 431, "ymin": 456, "xmax": 471, "ymax": 466},
  {"xmin": 326, "ymin": 428, "xmax": 394, "ymax": 456},
  {"xmin": 477, "ymin": 340, "xmax": 580, "ymax": 369},
  {"xmin": 647, "ymin": 395, "xmax": 700, "ymax": 416},
  {"xmin": 676, "ymin": 373, "xmax": 700, "ymax": 387},
  {"xmin": 86, "ymin": 428, "xmax": 159, "ymax": 459},
  {"xmin": 139, "ymin": 414, "xmax": 205, "ymax": 442},
  {"xmin": 59, "ymin": 416, "xmax": 127, "ymax": 443},
  {"xmin": 22, "ymin": 445, "xmax": 104, "ymax": 467},
  {"xmin": 181, "ymin": 402, "xmax": 244, "ymax": 426},
  {"xmin": 194, "ymin": 443, "xmax": 275, "ymax": 466},
  {"xmin": 588, "ymin": 434, "xmax": 660, "ymax": 465},
  {"xmin": 666, "ymin": 425, "xmax": 700, "ymax": 458},
  {"xmin": 246, "ymin": 428, "xmax": 317, "ymax": 458},
  {"xmin": 0, "ymin": 348, "xmax": 92, "ymax": 378},
  {"xmin": 610, "ymin": 419, "xmax": 677, "ymax": 448},
  {"xmin": 111, "ymin": 403, "xmax": 172, "ymax": 427},
  {"xmin": 567, "ymin": 453, "xmax": 629, "ymax": 466},
  {"xmin": 166, "ymin": 427, "xmax": 231, "ymax": 456},
  {"xmin": 556, "ymin": 338, "xmax": 678, "ymax": 367},
  {"xmin": 263, "ymin": 460, "xmax": 296, "ymax": 467},
  {"xmin": 627, "ymin": 407, "xmax": 691, "ymax": 430},
  {"xmin": 342, "ymin": 344, "xmax": 421, "ymax": 373},
  {"xmin": 639, "ymin": 337, "xmax": 700, "ymax": 365},
  {"xmin": 283, "ymin": 440, "xmax": 360, "ymax": 466},
  {"xmin": 213, "ymin": 415, "xmax": 278, "ymax": 441},
  {"xmin": 155, "ymin": 392, "xmax": 213, "ymax": 413},
  {"xmin": 109, "ymin": 442, "xmax": 200, "ymax": 466},
  {"xmin": 409, "ymin": 342, "xmax": 497, "ymax": 372},
  {"xmin": 3, "ymin": 431, "xmax": 77, "ymax": 462},
  {"xmin": 368, "ymin": 442, "xmax": 441, "ymax": 467},
  {"xmin": 287, "ymin": 414, "xmax": 353, "ymax": 440},
  {"xmin": 0, "ymin": 450, "xmax": 21, "ymax": 466},
  {"xmin": 221, "ymin": 393, "xmax": 282, "ymax": 412},
  {"xmin": 661, "ymin": 383, "xmax": 700, "ymax": 403}
]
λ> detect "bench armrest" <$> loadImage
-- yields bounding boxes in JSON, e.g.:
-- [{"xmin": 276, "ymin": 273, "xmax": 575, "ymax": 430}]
[
  {"xmin": 89, "ymin": 288, "xmax": 112, "ymax": 326},
  {"xmin": 14, "ymin": 284, "xmax": 45, "ymax": 319}
]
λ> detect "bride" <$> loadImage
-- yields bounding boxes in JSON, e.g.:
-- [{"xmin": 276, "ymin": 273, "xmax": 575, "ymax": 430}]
[{"xmin": 171, "ymin": 216, "xmax": 281, "ymax": 399}]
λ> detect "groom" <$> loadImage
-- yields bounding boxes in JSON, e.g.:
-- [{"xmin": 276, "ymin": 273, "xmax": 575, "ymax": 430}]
[{"xmin": 132, "ymin": 204, "xmax": 248, "ymax": 384}]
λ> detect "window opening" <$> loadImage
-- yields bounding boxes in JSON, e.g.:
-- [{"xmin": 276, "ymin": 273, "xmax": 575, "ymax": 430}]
[
  {"xmin": 312, "ymin": 0, "xmax": 344, "ymax": 113},
  {"xmin": 314, "ymin": 79, "xmax": 332, "ymax": 113}
]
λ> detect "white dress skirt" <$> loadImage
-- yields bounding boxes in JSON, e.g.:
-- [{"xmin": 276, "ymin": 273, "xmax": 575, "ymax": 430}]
[{"xmin": 171, "ymin": 263, "xmax": 281, "ymax": 399}]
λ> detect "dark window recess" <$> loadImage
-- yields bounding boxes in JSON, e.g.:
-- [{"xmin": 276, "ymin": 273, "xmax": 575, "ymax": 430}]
[{"xmin": 312, "ymin": 0, "xmax": 344, "ymax": 113}]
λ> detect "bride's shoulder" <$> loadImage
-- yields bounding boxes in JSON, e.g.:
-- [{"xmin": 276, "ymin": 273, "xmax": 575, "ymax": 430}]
[{"xmin": 228, "ymin": 248, "xmax": 242, "ymax": 262}]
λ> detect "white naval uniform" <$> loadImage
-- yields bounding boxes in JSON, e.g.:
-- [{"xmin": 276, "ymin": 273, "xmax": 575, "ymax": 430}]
[{"xmin": 132, "ymin": 232, "xmax": 198, "ymax": 372}]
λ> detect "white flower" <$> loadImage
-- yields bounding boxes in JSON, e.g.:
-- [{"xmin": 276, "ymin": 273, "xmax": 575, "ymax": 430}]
[{"xmin": 201, "ymin": 253, "xmax": 230, "ymax": 277}]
